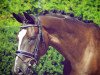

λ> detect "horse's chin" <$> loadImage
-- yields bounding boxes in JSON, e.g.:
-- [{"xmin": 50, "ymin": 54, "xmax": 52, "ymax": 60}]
[
  {"xmin": 18, "ymin": 68, "xmax": 33, "ymax": 75},
  {"xmin": 12, "ymin": 70, "xmax": 24, "ymax": 75},
  {"xmin": 13, "ymin": 71, "xmax": 30, "ymax": 75},
  {"xmin": 12, "ymin": 71, "xmax": 24, "ymax": 75},
  {"xmin": 17, "ymin": 72, "xmax": 24, "ymax": 75}
]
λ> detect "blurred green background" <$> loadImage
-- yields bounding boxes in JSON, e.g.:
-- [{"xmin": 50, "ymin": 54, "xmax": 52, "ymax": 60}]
[{"xmin": 0, "ymin": 0, "xmax": 100, "ymax": 75}]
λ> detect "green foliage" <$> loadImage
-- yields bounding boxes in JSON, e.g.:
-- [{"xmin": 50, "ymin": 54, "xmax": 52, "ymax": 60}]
[
  {"xmin": 0, "ymin": 25, "xmax": 19, "ymax": 75},
  {"xmin": 35, "ymin": 47, "xmax": 64, "ymax": 75},
  {"xmin": 40, "ymin": 0, "xmax": 100, "ymax": 24},
  {"xmin": 0, "ymin": 0, "xmax": 100, "ymax": 75}
]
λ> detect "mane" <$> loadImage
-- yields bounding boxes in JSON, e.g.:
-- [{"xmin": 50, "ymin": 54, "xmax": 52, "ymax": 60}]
[{"xmin": 39, "ymin": 9, "xmax": 94, "ymax": 24}]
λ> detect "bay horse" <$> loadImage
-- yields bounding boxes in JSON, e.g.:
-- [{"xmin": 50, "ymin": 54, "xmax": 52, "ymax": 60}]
[{"xmin": 12, "ymin": 10, "xmax": 100, "ymax": 75}]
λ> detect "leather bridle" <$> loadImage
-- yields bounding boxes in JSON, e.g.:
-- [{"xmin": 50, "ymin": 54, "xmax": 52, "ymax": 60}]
[{"xmin": 15, "ymin": 19, "xmax": 46, "ymax": 74}]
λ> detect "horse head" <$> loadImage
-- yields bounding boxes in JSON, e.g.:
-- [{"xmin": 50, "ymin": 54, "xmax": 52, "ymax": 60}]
[{"xmin": 12, "ymin": 12, "xmax": 49, "ymax": 75}]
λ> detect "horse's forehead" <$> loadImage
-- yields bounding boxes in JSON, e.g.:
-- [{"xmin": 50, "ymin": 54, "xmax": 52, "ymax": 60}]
[{"xmin": 18, "ymin": 29, "xmax": 27, "ymax": 39}]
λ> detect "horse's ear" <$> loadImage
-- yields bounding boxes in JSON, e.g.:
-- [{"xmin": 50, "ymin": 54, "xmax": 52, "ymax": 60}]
[
  {"xmin": 30, "ymin": 14, "xmax": 35, "ymax": 21},
  {"xmin": 18, "ymin": 13, "xmax": 25, "ymax": 21},
  {"xmin": 23, "ymin": 12, "xmax": 35, "ymax": 24},
  {"xmin": 12, "ymin": 13, "xmax": 24, "ymax": 23}
]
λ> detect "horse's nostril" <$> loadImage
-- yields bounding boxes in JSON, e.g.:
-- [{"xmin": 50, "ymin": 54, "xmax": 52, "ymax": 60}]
[
  {"xmin": 17, "ymin": 67, "xmax": 23, "ymax": 74},
  {"xmin": 18, "ymin": 69, "xmax": 22, "ymax": 73},
  {"xmin": 18, "ymin": 69, "xmax": 24, "ymax": 75}
]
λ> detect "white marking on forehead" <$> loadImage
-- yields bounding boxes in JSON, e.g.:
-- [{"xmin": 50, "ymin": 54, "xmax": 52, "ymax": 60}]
[{"xmin": 18, "ymin": 29, "xmax": 27, "ymax": 50}]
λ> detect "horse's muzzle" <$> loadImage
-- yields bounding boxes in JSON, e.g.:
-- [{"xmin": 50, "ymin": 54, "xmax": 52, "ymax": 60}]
[
  {"xmin": 13, "ymin": 67, "xmax": 24, "ymax": 75},
  {"xmin": 17, "ymin": 68, "xmax": 24, "ymax": 75}
]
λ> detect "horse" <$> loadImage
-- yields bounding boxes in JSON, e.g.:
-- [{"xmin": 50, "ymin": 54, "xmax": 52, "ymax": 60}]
[{"xmin": 12, "ymin": 10, "xmax": 100, "ymax": 75}]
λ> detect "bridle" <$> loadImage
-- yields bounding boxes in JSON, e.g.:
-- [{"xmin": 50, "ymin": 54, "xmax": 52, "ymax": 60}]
[{"xmin": 15, "ymin": 18, "xmax": 46, "ymax": 74}]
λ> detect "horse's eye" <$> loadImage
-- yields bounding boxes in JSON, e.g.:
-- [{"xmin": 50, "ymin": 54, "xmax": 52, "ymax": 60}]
[{"xmin": 29, "ymin": 36, "xmax": 36, "ymax": 40}]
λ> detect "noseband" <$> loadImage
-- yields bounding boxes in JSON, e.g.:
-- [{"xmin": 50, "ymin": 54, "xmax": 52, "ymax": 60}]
[{"xmin": 16, "ymin": 18, "xmax": 46, "ymax": 72}]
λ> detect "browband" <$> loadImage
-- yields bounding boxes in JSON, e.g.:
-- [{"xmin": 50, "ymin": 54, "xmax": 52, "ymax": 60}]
[{"xmin": 20, "ymin": 25, "xmax": 39, "ymax": 28}]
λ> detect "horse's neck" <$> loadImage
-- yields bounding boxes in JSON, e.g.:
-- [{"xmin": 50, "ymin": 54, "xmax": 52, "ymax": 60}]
[
  {"xmin": 39, "ymin": 15, "xmax": 92, "ymax": 62},
  {"xmin": 39, "ymin": 15, "xmax": 63, "ymax": 32}
]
